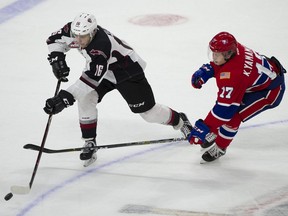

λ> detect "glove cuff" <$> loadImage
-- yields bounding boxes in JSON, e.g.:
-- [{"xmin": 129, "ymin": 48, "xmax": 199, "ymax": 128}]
[
  {"xmin": 58, "ymin": 90, "xmax": 75, "ymax": 107},
  {"xmin": 49, "ymin": 51, "xmax": 65, "ymax": 59}
]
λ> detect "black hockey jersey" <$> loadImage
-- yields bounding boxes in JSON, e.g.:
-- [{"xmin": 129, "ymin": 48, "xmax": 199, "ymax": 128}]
[{"xmin": 47, "ymin": 23, "xmax": 146, "ymax": 88}]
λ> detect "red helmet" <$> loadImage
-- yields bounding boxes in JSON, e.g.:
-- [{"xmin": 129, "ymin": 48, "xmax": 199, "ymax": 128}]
[{"xmin": 209, "ymin": 32, "xmax": 237, "ymax": 53}]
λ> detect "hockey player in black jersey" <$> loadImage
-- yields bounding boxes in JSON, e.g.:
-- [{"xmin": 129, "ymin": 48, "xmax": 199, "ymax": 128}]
[{"xmin": 44, "ymin": 13, "xmax": 192, "ymax": 167}]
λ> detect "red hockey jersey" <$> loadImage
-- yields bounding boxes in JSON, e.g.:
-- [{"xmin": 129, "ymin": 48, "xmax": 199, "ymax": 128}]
[{"xmin": 204, "ymin": 43, "xmax": 280, "ymax": 132}]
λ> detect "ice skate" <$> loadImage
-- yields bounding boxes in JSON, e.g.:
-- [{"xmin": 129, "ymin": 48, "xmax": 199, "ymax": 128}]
[
  {"xmin": 200, "ymin": 143, "xmax": 226, "ymax": 164},
  {"xmin": 200, "ymin": 132, "xmax": 217, "ymax": 152},
  {"xmin": 174, "ymin": 112, "xmax": 193, "ymax": 139},
  {"xmin": 80, "ymin": 139, "xmax": 97, "ymax": 167}
]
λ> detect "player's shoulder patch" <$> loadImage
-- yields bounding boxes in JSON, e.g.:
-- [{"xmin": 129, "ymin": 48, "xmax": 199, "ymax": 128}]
[
  {"xmin": 220, "ymin": 71, "xmax": 231, "ymax": 79},
  {"xmin": 90, "ymin": 49, "xmax": 108, "ymax": 59}
]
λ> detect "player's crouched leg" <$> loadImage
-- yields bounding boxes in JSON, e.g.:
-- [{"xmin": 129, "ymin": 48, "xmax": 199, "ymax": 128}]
[{"xmin": 140, "ymin": 103, "xmax": 181, "ymax": 126}]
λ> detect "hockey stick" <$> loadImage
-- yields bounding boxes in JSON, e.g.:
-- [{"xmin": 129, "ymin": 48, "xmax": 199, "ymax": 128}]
[
  {"xmin": 10, "ymin": 80, "xmax": 61, "ymax": 195},
  {"xmin": 23, "ymin": 137, "xmax": 186, "ymax": 154}
]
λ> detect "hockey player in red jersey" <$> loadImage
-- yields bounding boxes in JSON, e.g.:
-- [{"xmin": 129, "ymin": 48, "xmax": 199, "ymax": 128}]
[
  {"xmin": 43, "ymin": 13, "xmax": 192, "ymax": 167},
  {"xmin": 188, "ymin": 32, "xmax": 286, "ymax": 163}
]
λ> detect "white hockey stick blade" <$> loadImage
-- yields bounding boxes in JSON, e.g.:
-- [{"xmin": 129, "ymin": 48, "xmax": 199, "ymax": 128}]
[{"xmin": 11, "ymin": 185, "xmax": 31, "ymax": 194}]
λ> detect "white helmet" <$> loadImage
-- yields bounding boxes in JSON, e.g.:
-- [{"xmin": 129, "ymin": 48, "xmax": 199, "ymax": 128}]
[{"xmin": 71, "ymin": 13, "xmax": 97, "ymax": 38}]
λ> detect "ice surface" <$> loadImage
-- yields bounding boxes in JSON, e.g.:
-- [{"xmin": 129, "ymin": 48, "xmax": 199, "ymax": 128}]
[{"xmin": 1, "ymin": 0, "xmax": 288, "ymax": 215}]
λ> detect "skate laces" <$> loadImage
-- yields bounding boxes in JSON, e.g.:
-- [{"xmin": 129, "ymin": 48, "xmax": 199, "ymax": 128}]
[
  {"xmin": 208, "ymin": 144, "xmax": 225, "ymax": 158},
  {"xmin": 83, "ymin": 140, "xmax": 96, "ymax": 153},
  {"xmin": 179, "ymin": 113, "xmax": 192, "ymax": 138},
  {"xmin": 181, "ymin": 125, "xmax": 191, "ymax": 138}
]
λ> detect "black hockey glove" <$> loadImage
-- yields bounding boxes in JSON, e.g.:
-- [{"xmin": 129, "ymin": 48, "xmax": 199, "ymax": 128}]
[
  {"xmin": 47, "ymin": 52, "xmax": 70, "ymax": 82},
  {"xmin": 44, "ymin": 90, "xmax": 75, "ymax": 115}
]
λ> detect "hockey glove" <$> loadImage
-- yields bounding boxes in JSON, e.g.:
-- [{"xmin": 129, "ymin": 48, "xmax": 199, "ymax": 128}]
[
  {"xmin": 188, "ymin": 119, "xmax": 211, "ymax": 145},
  {"xmin": 48, "ymin": 52, "xmax": 70, "ymax": 82},
  {"xmin": 191, "ymin": 64, "xmax": 214, "ymax": 89},
  {"xmin": 44, "ymin": 90, "xmax": 75, "ymax": 114}
]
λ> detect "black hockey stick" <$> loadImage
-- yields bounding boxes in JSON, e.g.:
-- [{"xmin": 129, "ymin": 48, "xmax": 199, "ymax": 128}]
[
  {"xmin": 23, "ymin": 137, "xmax": 186, "ymax": 154},
  {"xmin": 11, "ymin": 80, "xmax": 61, "ymax": 195}
]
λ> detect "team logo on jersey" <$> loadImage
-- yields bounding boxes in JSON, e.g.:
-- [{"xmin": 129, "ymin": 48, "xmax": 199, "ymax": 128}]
[
  {"xmin": 220, "ymin": 72, "xmax": 231, "ymax": 79},
  {"xmin": 90, "ymin": 49, "xmax": 108, "ymax": 59}
]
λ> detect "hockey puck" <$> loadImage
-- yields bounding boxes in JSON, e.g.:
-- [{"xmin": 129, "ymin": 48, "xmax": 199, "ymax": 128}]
[{"xmin": 4, "ymin": 192, "xmax": 13, "ymax": 201}]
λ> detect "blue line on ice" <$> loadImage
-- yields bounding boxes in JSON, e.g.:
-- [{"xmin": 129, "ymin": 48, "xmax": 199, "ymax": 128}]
[
  {"xmin": 0, "ymin": 0, "xmax": 45, "ymax": 24},
  {"xmin": 2, "ymin": 2, "xmax": 287, "ymax": 214},
  {"xmin": 16, "ymin": 119, "xmax": 288, "ymax": 215},
  {"xmin": 16, "ymin": 142, "xmax": 177, "ymax": 216}
]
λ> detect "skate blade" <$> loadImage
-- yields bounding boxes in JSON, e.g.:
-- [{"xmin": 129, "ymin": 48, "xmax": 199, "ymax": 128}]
[
  {"xmin": 200, "ymin": 159, "xmax": 208, "ymax": 164},
  {"xmin": 200, "ymin": 157, "xmax": 222, "ymax": 164},
  {"xmin": 200, "ymin": 143, "xmax": 216, "ymax": 152},
  {"xmin": 83, "ymin": 154, "xmax": 97, "ymax": 167}
]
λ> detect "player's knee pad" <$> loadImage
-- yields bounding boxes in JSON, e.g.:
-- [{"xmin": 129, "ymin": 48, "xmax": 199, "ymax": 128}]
[
  {"xmin": 139, "ymin": 103, "xmax": 171, "ymax": 124},
  {"xmin": 77, "ymin": 90, "xmax": 99, "ymax": 121}
]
